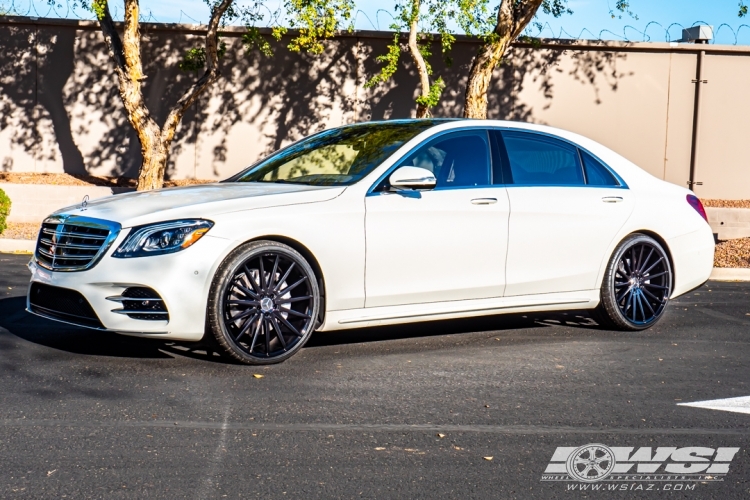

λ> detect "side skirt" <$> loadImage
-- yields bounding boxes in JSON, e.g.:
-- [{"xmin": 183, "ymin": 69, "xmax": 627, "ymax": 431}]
[{"xmin": 318, "ymin": 290, "xmax": 600, "ymax": 331}]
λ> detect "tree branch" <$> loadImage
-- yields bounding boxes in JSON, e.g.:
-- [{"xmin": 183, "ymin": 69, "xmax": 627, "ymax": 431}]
[
  {"xmin": 406, "ymin": 0, "xmax": 431, "ymax": 118},
  {"xmin": 494, "ymin": 0, "xmax": 543, "ymax": 40},
  {"xmin": 97, "ymin": 2, "xmax": 127, "ymax": 73},
  {"xmin": 98, "ymin": 0, "xmax": 159, "ymax": 152},
  {"xmin": 161, "ymin": 0, "xmax": 234, "ymax": 142}
]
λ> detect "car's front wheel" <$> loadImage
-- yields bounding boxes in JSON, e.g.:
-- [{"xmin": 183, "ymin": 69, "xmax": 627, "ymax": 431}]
[
  {"xmin": 207, "ymin": 240, "xmax": 320, "ymax": 365},
  {"xmin": 596, "ymin": 233, "xmax": 673, "ymax": 331}
]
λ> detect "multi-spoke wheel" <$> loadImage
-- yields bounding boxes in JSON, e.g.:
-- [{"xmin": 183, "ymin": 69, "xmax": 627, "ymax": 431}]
[
  {"xmin": 207, "ymin": 241, "xmax": 320, "ymax": 364},
  {"xmin": 597, "ymin": 234, "xmax": 673, "ymax": 331}
]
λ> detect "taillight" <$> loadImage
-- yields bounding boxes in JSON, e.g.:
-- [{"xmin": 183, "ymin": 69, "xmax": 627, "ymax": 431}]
[{"xmin": 686, "ymin": 194, "xmax": 708, "ymax": 222}]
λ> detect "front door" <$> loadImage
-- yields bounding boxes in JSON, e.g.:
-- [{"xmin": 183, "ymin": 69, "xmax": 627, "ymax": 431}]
[{"xmin": 364, "ymin": 130, "xmax": 510, "ymax": 308}]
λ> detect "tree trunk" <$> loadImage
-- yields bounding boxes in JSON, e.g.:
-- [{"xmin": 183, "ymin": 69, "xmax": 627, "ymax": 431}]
[
  {"xmin": 97, "ymin": 0, "xmax": 233, "ymax": 191},
  {"xmin": 463, "ymin": 36, "xmax": 512, "ymax": 119},
  {"xmin": 137, "ymin": 137, "xmax": 170, "ymax": 190},
  {"xmin": 463, "ymin": 0, "xmax": 543, "ymax": 119},
  {"xmin": 406, "ymin": 0, "xmax": 431, "ymax": 118}
]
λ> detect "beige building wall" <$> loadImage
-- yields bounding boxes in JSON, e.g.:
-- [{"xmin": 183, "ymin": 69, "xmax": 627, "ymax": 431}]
[
  {"xmin": 695, "ymin": 53, "xmax": 750, "ymax": 199},
  {"xmin": 1, "ymin": 18, "xmax": 749, "ymax": 199},
  {"xmin": 507, "ymin": 47, "xmax": 672, "ymax": 180}
]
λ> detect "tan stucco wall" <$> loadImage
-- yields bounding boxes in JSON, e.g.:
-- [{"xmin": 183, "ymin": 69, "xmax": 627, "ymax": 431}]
[{"xmin": 0, "ymin": 17, "xmax": 748, "ymax": 199}]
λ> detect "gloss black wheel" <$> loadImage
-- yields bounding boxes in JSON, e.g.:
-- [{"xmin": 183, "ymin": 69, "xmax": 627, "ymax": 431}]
[
  {"xmin": 597, "ymin": 234, "xmax": 672, "ymax": 331},
  {"xmin": 208, "ymin": 241, "xmax": 319, "ymax": 365}
]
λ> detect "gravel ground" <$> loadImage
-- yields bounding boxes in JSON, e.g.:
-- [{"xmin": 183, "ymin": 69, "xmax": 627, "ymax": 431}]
[
  {"xmin": 702, "ymin": 199, "xmax": 750, "ymax": 208},
  {"xmin": 0, "ymin": 172, "xmax": 213, "ymax": 188},
  {"xmin": 715, "ymin": 237, "xmax": 750, "ymax": 268},
  {"xmin": 1, "ymin": 222, "xmax": 40, "ymax": 240}
]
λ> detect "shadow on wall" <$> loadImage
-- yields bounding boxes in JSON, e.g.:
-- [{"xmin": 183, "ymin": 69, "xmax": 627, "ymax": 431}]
[
  {"xmin": 0, "ymin": 24, "xmax": 84, "ymax": 174},
  {"xmin": 66, "ymin": 28, "xmax": 360, "ymax": 180},
  {"xmin": 0, "ymin": 21, "xmax": 630, "ymax": 180},
  {"xmin": 359, "ymin": 39, "xmax": 629, "ymax": 123}
]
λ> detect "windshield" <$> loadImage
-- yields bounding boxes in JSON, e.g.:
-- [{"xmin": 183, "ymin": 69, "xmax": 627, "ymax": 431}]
[{"xmin": 229, "ymin": 121, "xmax": 448, "ymax": 186}]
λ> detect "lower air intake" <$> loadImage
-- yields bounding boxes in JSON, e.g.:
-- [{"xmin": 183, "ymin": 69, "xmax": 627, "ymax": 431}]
[
  {"xmin": 28, "ymin": 282, "xmax": 104, "ymax": 329},
  {"xmin": 107, "ymin": 287, "xmax": 170, "ymax": 321}
]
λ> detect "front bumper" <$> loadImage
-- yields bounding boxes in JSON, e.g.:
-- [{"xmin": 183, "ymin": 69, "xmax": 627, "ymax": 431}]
[{"xmin": 26, "ymin": 233, "xmax": 234, "ymax": 341}]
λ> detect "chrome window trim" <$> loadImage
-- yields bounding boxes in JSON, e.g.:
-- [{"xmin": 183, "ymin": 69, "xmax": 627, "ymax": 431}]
[
  {"xmin": 34, "ymin": 215, "xmax": 122, "ymax": 272},
  {"xmin": 491, "ymin": 127, "xmax": 629, "ymax": 189},
  {"xmin": 365, "ymin": 125, "xmax": 629, "ymax": 195}
]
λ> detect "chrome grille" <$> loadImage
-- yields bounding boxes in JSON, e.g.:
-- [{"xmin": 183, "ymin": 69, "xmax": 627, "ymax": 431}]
[{"xmin": 35, "ymin": 215, "xmax": 121, "ymax": 272}]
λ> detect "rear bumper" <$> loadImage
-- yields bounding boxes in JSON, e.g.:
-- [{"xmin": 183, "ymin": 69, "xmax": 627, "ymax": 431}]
[
  {"xmin": 667, "ymin": 225, "xmax": 715, "ymax": 299},
  {"xmin": 26, "ymin": 234, "xmax": 234, "ymax": 341}
]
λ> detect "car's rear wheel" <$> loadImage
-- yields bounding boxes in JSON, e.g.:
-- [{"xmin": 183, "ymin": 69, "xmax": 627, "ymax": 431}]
[
  {"xmin": 596, "ymin": 234, "xmax": 672, "ymax": 331},
  {"xmin": 207, "ymin": 240, "xmax": 320, "ymax": 365}
]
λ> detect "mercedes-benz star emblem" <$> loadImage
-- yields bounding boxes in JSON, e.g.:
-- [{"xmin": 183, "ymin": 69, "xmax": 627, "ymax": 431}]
[{"xmin": 80, "ymin": 195, "xmax": 89, "ymax": 211}]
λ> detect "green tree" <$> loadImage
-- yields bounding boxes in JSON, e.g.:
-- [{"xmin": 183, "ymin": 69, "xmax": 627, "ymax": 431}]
[
  {"xmin": 462, "ymin": 0, "xmax": 634, "ymax": 118},
  {"xmin": 73, "ymin": 0, "xmax": 353, "ymax": 191},
  {"xmin": 463, "ymin": 0, "xmax": 568, "ymax": 118},
  {"xmin": 366, "ymin": 0, "xmax": 489, "ymax": 118}
]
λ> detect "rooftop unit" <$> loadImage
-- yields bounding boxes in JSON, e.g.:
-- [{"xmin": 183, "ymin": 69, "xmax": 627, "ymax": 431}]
[{"xmin": 680, "ymin": 25, "xmax": 713, "ymax": 44}]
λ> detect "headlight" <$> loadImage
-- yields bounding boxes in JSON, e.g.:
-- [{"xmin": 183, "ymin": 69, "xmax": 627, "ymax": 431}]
[{"xmin": 113, "ymin": 219, "xmax": 214, "ymax": 258}]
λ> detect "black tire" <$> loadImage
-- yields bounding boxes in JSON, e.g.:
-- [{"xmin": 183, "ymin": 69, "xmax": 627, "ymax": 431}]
[
  {"xmin": 596, "ymin": 233, "xmax": 672, "ymax": 331},
  {"xmin": 207, "ymin": 240, "xmax": 320, "ymax": 365}
]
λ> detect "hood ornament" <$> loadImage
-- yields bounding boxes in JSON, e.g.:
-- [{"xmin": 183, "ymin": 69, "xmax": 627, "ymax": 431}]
[{"xmin": 80, "ymin": 195, "xmax": 89, "ymax": 211}]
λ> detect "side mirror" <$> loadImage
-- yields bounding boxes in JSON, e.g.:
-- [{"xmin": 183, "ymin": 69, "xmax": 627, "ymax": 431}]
[{"xmin": 389, "ymin": 166, "xmax": 437, "ymax": 190}]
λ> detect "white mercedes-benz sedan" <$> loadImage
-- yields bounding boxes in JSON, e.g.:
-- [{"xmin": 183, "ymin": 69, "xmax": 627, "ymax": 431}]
[{"xmin": 26, "ymin": 119, "xmax": 714, "ymax": 364}]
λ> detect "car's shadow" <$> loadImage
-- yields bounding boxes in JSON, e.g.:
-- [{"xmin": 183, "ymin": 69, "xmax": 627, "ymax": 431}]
[{"xmin": 0, "ymin": 295, "xmax": 606, "ymax": 365}]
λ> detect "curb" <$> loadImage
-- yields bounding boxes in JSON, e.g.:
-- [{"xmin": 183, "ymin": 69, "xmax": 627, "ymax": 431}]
[
  {"xmin": 0, "ymin": 239, "xmax": 35, "ymax": 253},
  {"xmin": 709, "ymin": 268, "xmax": 750, "ymax": 281}
]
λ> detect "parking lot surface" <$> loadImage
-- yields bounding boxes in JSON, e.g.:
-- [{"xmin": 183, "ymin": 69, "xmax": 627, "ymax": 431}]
[{"xmin": 1, "ymin": 253, "xmax": 749, "ymax": 499}]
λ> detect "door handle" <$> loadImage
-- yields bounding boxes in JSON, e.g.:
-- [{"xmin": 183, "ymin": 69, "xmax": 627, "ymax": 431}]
[
  {"xmin": 471, "ymin": 198, "xmax": 497, "ymax": 205},
  {"xmin": 602, "ymin": 196, "xmax": 623, "ymax": 203}
]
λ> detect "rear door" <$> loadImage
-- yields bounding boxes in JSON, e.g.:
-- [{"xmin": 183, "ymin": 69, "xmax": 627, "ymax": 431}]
[{"xmin": 494, "ymin": 130, "xmax": 634, "ymax": 297}]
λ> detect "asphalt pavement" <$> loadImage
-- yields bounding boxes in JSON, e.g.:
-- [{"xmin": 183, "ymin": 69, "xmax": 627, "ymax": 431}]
[{"xmin": 1, "ymin": 253, "xmax": 749, "ymax": 499}]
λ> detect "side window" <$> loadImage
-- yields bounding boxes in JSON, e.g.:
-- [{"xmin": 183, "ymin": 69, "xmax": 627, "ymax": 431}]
[
  {"xmin": 396, "ymin": 130, "xmax": 491, "ymax": 189},
  {"xmin": 580, "ymin": 150, "xmax": 620, "ymax": 186},
  {"xmin": 500, "ymin": 132, "xmax": 584, "ymax": 186}
]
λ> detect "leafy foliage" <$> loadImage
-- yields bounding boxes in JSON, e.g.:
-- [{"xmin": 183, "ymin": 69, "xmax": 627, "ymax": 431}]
[
  {"xmin": 0, "ymin": 188, "xmax": 10, "ymax": 235},
  {"xmin": 282, "ymin": 0, "xmax": 355, "ymax": 54},
  {"xmin": 609, "ymin": 0, "xmax": 638, "ymax": 20},
  {"xmin": 91, "ymin": 0, "xmax": 107, "ymax": 20},
  {"xmin": 179, "ymin": 41, "xmax": 228, "ymax": 72},
  {"xmin": 741, "ymin": 2, "xmax": 748, "ymax": 18},
  {"xmin": 366, "ymin": 32, "xmax": 402, "ymax": 88},
  {"xmin": 415, "ymin": 77, "xmax": 446, "ymax": 108},
  {"xmin": 366, "ymin": 0, "xmax": 490, "ymax": 113},
  {"xmin": 242, "ymin": 27, "xmax": 276, "ymax": 57},
  {"xmin": 540, "ymin": 0, "xmax": 571, "ymax": 18}
]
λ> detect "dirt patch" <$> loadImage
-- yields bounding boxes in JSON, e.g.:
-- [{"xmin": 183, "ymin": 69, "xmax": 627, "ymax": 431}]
[
  {"xmin": 702, "ymin": 199, "xmax": 750, "ymax": 209},
  {"xmin": 0, "ymin": 172, "xmax": 214, "ymax": 188},
  {"xmin": 1, "ymin": 222, "xmax": 39, "ymax": 240}
]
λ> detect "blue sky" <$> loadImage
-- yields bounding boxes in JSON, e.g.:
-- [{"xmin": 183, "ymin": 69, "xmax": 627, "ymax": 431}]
[{"xmin": 7, "ymin": 0, "xmax": 750, "ymax": 45}]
